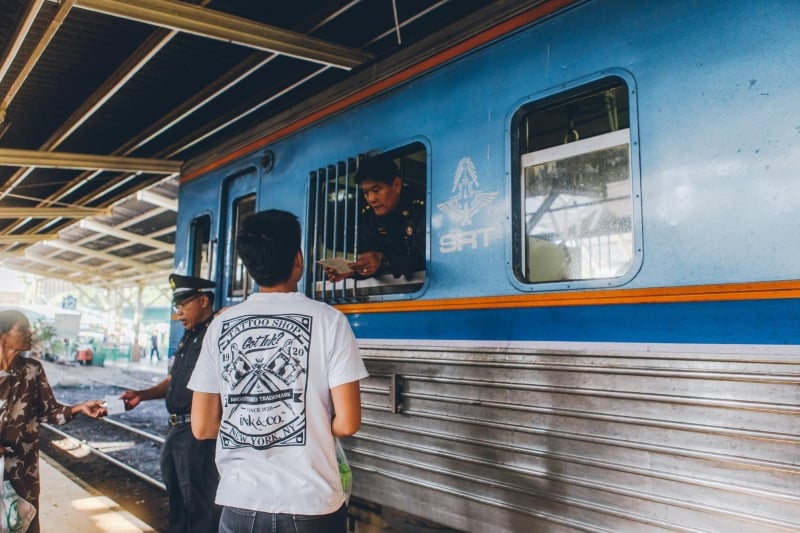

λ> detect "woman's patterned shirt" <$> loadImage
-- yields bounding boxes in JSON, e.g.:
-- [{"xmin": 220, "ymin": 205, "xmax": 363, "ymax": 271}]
[{"xmin": 0, "ymin": 356, "xmax": 72, "ymax": 510}]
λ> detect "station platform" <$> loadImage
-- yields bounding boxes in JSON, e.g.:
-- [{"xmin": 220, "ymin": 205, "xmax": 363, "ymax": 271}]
[{"xmin": 39, "ymin": 454, "xmax": 156, "ymax": 532}]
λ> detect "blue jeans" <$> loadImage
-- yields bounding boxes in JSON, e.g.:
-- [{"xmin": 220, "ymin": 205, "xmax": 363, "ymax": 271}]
[{"xmin": 219, "ymin": 504, "xmax": 346, "ymax": 533}]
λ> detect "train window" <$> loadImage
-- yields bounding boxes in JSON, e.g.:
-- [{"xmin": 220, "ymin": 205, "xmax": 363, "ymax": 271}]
[
  {"xmin": 229, "ymin": 194, "xmax": 256, "ymax": 297},
  {"xmin": 305, "ymin": 142, "xmax": 427, "ymax": 303},
  {"xmin": 189, "ymin": 214, "xmax": 212, "ymax": 280},
  {"xmin": 512, "ymin": 78, "xmax": 635, "ymax": 284}
]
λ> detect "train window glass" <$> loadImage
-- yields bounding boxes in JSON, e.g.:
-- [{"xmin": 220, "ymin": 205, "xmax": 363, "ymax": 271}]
[
  {"xmin": 513, "ymin": 78, "xmax": 634, "ymax": 283},
  {"xmin": 189, "ymin": 215, "xmax": 212, "ymax": 280},
  {"xmin": 229, "ymin": 194, "xmax": 256, "ymax": 297},
  {"xmin": 305, "ymin": 142, "xmax": 427, "ymax": 303}
]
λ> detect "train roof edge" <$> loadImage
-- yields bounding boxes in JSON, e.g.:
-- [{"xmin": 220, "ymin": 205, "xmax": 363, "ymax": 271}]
[{"xmin": 180, "ymin": 0, "xmax": 581, "ymax": 183}]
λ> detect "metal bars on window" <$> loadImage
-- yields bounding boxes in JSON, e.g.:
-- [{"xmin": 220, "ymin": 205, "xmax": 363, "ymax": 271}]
[{"xmin": 307, "ymin": 157, "xmax": 359, "ymax": 302}]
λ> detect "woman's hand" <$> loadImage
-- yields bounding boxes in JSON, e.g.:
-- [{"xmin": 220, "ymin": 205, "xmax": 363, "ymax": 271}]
[{"xmin": 78, "ymin": 400, "xmax": 107, "ymax": 418}]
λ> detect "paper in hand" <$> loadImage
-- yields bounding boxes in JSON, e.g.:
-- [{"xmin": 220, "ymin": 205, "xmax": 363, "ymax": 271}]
[
  {"xmin": 316, "ymin": 257, "xmax": 353, "ymax": 274},
  {"xmin": 103, "ymin": 395, "xmax": 126, "ymax": 416}
]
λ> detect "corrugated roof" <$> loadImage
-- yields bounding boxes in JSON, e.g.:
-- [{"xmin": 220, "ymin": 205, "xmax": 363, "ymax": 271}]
[{"xmin": 0, "ymin": 0, "xmax": 523, "ymax": 286}]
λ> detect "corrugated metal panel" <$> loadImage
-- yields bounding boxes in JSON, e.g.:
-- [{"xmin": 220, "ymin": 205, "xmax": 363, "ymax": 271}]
[{"xmin": 352, "ymin": 343, "xmax": 800, "ymax": 532}]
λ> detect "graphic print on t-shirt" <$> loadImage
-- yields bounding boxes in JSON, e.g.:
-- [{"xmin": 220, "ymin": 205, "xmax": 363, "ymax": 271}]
[{"xmin": 216, "ymin": 314, "xmax": 311, "ymax": 450}]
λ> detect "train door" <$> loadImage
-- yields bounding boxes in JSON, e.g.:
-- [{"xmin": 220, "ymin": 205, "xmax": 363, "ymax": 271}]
[{"xmin": 219, "ymin": 169, "xmax": 258, "ymax": 308}]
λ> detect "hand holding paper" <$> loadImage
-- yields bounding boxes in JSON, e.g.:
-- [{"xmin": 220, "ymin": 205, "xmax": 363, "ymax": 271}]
[
  {"xmin": 317, "ymin": 257, "xmax": 353, "ymax": 275},
  {"xmin": 103, "ymin": 395, "xmax": 127, "ymax": 416}
]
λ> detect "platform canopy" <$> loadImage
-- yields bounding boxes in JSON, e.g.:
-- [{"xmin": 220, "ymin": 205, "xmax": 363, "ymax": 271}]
[{"xmin": 0, "ymin": 0, "xmax": 523, "ymax": 286}]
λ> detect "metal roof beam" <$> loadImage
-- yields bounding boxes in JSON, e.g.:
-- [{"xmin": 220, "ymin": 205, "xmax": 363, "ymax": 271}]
[
  {"xmin": 136, "ymin": 190, "xmax": 177, "ymax": 211},
  {"xmin": 42, "ymin": 240, "xmax": 165, "ymax": 272},
  {"xmin": 105, "ymin": 268, "xmax": 174, "ymax": 286},
  {"xmin": 114, "ymin": 207, "xmax": 167, "ymax": 232},
  {"xmin": 0, "ymin": 252, "xmax": 24, "ymax": 261},
  {"xmin": 0, "ymin": 234, "xmax": 58, "ymax": 244},
  {"xmin": 0, "ymin": 262, "xmax": 104, "ymax": 285},
  {"xmin": 0, "ymin": 207, "xmax": 107, "ymax": 218},
  {"xmin": 24, "ymin": 250, "xmax": 112, "ymax": 281},
  {"xmin": 75, "ymin": 0, "xmax": 372, "ymax": 69},
  {"xmin": 0, "ymin": 0, "xmax": 45, "ymax": 89},
  {"xmin": 79, "ymin": 219, "xmax": 173, "ymax": 253},
  {"xmin": 0, "ymin": 0, "xmax": 76, "ymax": 116},
  {"xmin": 0, "ymin": 147, "xmax": 182, "ymax": 174}
]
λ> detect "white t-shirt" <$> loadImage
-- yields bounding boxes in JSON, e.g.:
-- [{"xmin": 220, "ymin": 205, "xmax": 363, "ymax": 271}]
[{"xmin": 188, "ymin": 291, "xmax": 368, "ymax": 514}]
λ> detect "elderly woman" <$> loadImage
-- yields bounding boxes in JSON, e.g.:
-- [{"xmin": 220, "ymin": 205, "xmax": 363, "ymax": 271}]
[{"xmin": 0, "ymin": 310, "xmax": 106, "ymax": 533}]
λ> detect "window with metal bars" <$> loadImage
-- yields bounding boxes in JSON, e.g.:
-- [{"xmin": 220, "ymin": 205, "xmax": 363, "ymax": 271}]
[{"xmin": 305, "ymin": 143, "xmax": 428, "ymax": 303}]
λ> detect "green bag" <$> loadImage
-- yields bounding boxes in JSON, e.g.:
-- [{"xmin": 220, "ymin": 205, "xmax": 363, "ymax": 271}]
[
  {"xmin": 0, "ymin": 457, "xmax": 35, "ymax": 533},
  {"xmin": 335, "ymin": 439, "xmax": 352, "ymax": 503}
]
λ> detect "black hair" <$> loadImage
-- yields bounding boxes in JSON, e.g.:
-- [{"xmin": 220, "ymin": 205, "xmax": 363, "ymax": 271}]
[
  {"xmin": 202, "ymin": 292, "xmax": 216, "ymax": 308},
  {"xmin": 235, "ymin": 210, "xmax": 301, "ymax": 287},
  {"xmin": 354, "ymin": 154, "xmax": 400, "ymax": 185},
  {"xmin": 0, "ymin": 310, "xmax": 29, "ymax": 335}
]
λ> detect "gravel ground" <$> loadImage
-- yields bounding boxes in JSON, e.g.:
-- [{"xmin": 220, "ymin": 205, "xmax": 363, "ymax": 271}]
[
  {"xmin": 41, "ymin": 358, "xmax": 173, "ymax": 532},
  {"xmin": 44, "ymin": 358, "xmax": 172, "ymax": 477}
]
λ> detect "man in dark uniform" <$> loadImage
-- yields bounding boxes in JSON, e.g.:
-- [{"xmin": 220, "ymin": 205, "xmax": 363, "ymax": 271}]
[
  {"xmin": 324, "ymin": 154, "xmax": 426, "ymax": 281},
  {"xmin": 120, "ymin": 274, "xmax": 221, "ymax": 533}
]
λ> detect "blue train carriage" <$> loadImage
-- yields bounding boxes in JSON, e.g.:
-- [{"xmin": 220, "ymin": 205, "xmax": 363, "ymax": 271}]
[{"xmin": 173, "ymin": 1, "xmax": 800, "ymax": 532}]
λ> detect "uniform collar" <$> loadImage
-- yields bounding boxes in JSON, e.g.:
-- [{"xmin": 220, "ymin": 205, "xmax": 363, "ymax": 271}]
[{"xmin": 185, "ymin": 311, "xmax": 215, "ymax": 336}]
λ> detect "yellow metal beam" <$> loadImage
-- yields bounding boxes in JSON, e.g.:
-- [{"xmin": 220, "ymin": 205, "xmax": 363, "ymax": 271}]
[
  {"xmin": 76, "ymin": 0, "xmax": 372, "ymax": 69},
  {"xmin": 0, "ymin": 234, "xmax": 58, "ymax": 244},
  {"xmin": 0, "ymin": 207, "xmax": 107, "ymax": 218},
  {"xmin": 0, "ymin": 147, "xmax": 182, "ymax": 174}
]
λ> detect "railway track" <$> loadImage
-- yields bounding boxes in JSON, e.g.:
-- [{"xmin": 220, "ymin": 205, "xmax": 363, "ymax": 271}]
[
  {"xmin": 42, "ymin": 417, "xmax": 165, "ymax": 491},
  {"xmin": 43, "ymin": 373, "xmax": 172, "ymax": 531}
]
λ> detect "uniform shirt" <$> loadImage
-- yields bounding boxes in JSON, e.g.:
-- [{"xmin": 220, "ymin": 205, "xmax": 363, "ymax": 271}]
[
  {"xmin": 0, "ymin": 357, "xmax": 73, "ymax": 508},
  {"xmin": 358, "ymin": 183, "xmax": 426, "ymax": 279},
  {"xmin": 166, "ymin": 314, "xmax": 214, "ymax": 415}
]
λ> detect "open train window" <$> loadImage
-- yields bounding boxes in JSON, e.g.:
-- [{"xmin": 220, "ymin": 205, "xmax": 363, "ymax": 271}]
[
  {"xmin": 305, "ymin": 142, "xmax": 427, "ymax": 303},
  {"xmin": 189, "ymin": 214, "xmax": 213, "ymax": 280},
  {"xmin": 229, "ymin": 194, "xmax": 256, "ymax": 298},
  {"xmin": 511, "ymin": 77, "xmax": 636, "ymax": 284}
]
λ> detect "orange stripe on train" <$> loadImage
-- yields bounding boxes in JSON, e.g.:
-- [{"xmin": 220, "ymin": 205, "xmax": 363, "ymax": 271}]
[{"xmin": 333, "ymin": 279, "xmax": 800, "ymax": 315}]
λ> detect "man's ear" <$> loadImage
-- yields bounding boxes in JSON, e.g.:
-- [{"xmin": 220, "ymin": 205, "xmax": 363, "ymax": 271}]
[
  {"xmin": 392, "ymin": 176, "xmax": 402, "ymax": 192},
  {"xmin": 294, "ymin": 250, "xmax": 304, "ymax": 273}
]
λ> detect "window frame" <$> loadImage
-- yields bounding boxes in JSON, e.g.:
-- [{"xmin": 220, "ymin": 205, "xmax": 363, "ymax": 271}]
[
  {"xmin": 228, "ymin": 193, "xmax": 257, "ymax": 298},
  {"xmin": 304, "ymin": 140, "xmax": 430, "ymax": 304},
  {"xmin": 507, "ymin": 71, "xmax": 643, "ymax": 291},
  {"xmin": 189, "ymin": 213, "xmax": 213, "ymax": 280}
]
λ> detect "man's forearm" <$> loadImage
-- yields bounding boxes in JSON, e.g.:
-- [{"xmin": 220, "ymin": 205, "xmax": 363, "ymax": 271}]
[
  {"xmin": 139, "ymin": 377, "xmax": 169, "ymax": 401},
  {"xmin": 191, "ymin": 391, "xmax": 222, "ymax": 439}
]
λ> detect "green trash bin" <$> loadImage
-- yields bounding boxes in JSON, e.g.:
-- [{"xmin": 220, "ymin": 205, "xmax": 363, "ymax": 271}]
[{"xmin": 92, "ymin": 351, "xmax": 106, "ymax": 367}]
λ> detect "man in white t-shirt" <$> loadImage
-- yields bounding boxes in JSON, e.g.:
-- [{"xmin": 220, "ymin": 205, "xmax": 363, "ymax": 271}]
[{"xmin": 188, "ymin": 209, "xmax": 368, "ymax": 533}]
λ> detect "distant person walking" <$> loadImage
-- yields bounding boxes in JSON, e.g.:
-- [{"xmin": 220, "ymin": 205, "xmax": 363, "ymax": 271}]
[{"xmin": 150, "ymin": 332, "xmax": 160, "ymax": 361}]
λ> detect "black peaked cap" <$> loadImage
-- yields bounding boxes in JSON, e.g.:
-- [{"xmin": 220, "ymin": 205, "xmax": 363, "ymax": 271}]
[{"xmin": 169, "ymin": 273, "xmax": 216, "ymax": 304}]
